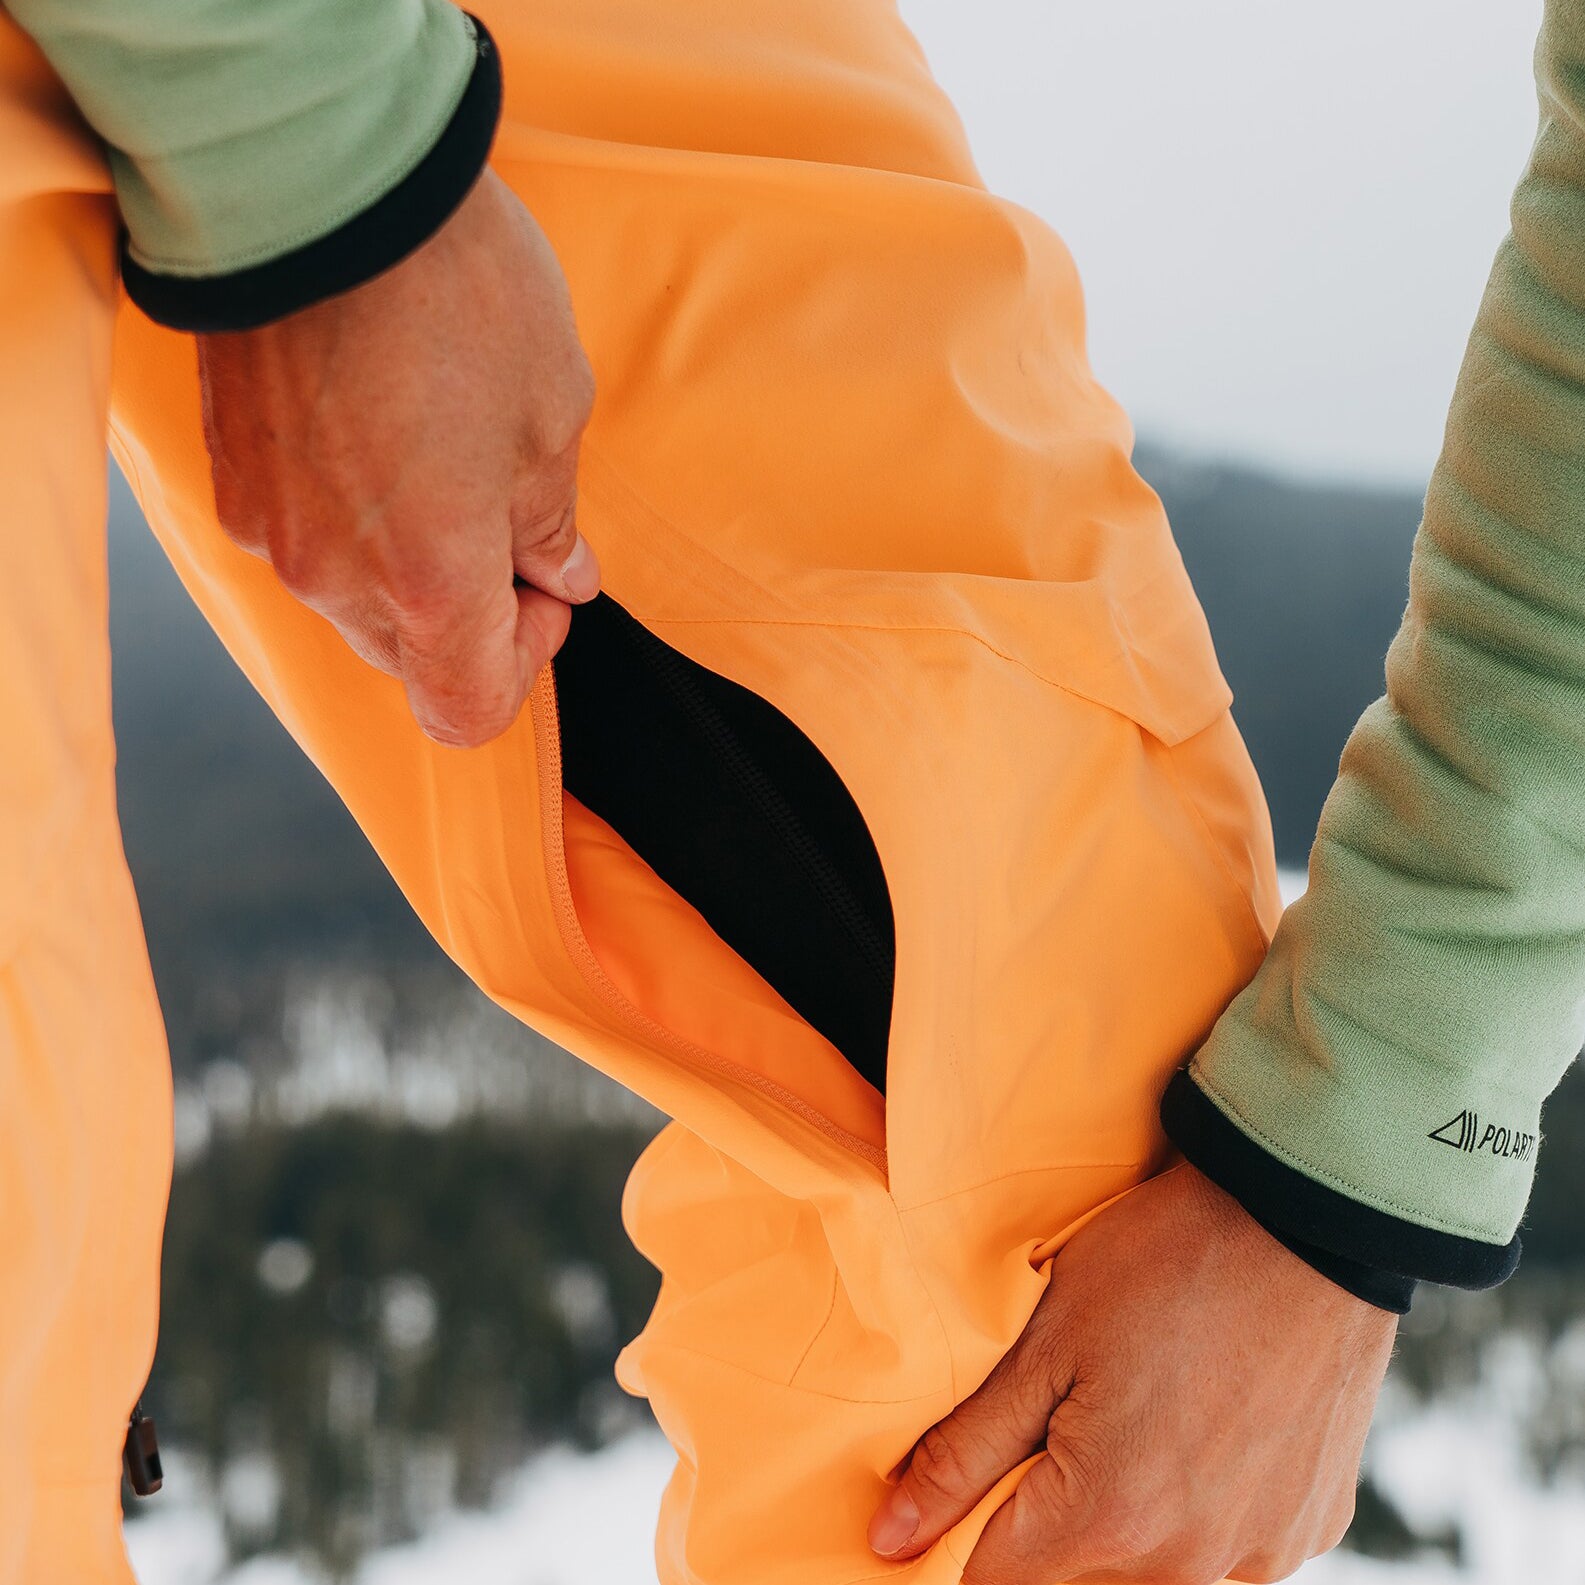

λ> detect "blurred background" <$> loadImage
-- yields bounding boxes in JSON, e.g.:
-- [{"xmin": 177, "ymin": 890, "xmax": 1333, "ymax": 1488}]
[{"xmin": 116, "ymin": 2, "xmax": 1585, "ymax": 1581}]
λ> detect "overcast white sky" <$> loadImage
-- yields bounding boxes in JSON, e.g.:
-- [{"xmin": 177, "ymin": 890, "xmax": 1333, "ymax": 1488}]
[{"xmin": 899, "ymin": 1, "xmax": 1546, "ymax": 486}]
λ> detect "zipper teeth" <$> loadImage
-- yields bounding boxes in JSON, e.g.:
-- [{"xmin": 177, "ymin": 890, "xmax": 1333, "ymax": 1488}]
[
  {"xmin": 530, "ymin": 672, "xmax": 888, "ymax": 1177},
  {"xmin": 628, "ymin": 623, "xmax": 895, "ymax": 994}
]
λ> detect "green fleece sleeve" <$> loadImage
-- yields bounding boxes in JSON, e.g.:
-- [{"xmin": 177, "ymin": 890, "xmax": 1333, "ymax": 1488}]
[
  {"xmin": 1164, "ymin": 0, "xmax": 1585, "ymax": 1275},
  {"xmin": 7, "ymin": 0, "xmax": 485, "ymax": 299}
]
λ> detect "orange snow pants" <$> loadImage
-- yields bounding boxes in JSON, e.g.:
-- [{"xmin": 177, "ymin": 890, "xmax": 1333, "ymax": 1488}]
[{"xmin": 2, "ymin": 1, "xmax": 1283, "ymax": 1581}]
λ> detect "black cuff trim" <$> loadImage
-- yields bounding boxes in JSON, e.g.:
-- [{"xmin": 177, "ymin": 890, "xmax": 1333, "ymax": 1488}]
[
  {"xmin": 120, "ymin": 14, "xmax": 502, "ymax": 332},
  {"xmin": 1161, "ymin": 1067, "xmax": 1521, "ymax": 1291}
]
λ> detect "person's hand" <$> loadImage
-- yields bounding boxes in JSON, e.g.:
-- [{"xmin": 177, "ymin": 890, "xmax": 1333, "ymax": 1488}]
[
  {"xmin": 867, "ymin": 1163, "xmax": 1397, "ymax": 1584},
  {"xmin": 196, "ymin": 168, "xmax": 598, "ymax": 748}
]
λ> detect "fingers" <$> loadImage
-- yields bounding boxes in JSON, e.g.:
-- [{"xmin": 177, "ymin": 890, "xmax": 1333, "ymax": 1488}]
[
  {"xmin": 512, "ymin": 579, "xmax": 575, "ymax": 683},
  {"xmin": 868, "ymin": 1309, "xmax": 1072, "ymax": 1562},
  {"xmin": 514, "ymin": 496, "xmax": 601, "ymax": 606},
  {"xmin": 227, "ymin": 505, "xmax": 582, "ymax": 748},
  {"xmin": 348, "ymin": 575, "xmax": 569, "ymax": 749},
  {"xmin": 871, "ymin": 1160, "xmax": 1391, "ymax": 1585},
  {"xmin": 508, "ymin": 331, "xmax": 599, "ymax": 607},
  {"xmin": 397, "ymin": 571, "xmax": 536, "ymax": 749},
  {"xmin": 960, "ymin": 1450, "xmax": 1096, "ymax": 1585},
  {"xmin": 961, "ymin": 1413, "xmax": 1345, "ymax": 1585},
  {"xmin": 393, "ymin": 501, "xmax": 584, "ymax": 745},
  {"xmin": 964, "ymin": 1434, "xmax": 1187, "ymax": 1585},
  {"xmin": 194, "ymin": 161, "xmax": 601, "ymax": 751}
]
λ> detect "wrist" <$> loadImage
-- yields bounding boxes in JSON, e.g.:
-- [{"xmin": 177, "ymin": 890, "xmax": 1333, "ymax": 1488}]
[
  {"xmin": 1161, "ymin": 1065, "xmax": 1517, "ymax": 1297},
  {"xmin": 1185, "ymin": 1164, "xmax": 1408, "ymax": 1324}
]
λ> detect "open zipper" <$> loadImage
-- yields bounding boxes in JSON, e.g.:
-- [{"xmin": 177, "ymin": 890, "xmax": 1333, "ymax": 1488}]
[{"xmin": 528, "ymin": 666, "xmax": 889, "ymax": 1183}]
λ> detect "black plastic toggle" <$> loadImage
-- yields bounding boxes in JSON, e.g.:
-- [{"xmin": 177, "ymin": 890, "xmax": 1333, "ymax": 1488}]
[{"xmin": 123, "ymin": 1403, "xmax": 163, "ymax": 1497}]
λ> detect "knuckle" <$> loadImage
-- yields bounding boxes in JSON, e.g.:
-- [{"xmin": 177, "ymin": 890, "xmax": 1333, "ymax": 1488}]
[
  {"xmin": 1025, "ymin": 1465, "xmax": 1089, "ymax": 1537},
  {"xmin": 515, "ymin": 497, "xmax": 577, "ymax": 563},
  {"xmin": 387, "ymin": 558, "xmax": 500, "ymax": 639},
  {"xmin": 1046, "ymin": 1420, "xmax": 1115, "ymax": 1511},
  {"xmin": 412, "ymin": 711, "xmax": 470, "ymax": 748},
  {"xmin": 406, "ymin": 662, "xmax": 523, "ymax": 749},
  {"xmin": 384, "ymin": 565, "xmax": 452, "ymax": 628},
  {"xmin": 1321, "ymin": 1493, "xmax": 1357, "ymax": 1553},
  {"xmin": 527, "ymin": 349, "xmax": 595, "ymax": 462},
  {"xmin": 1232, "ymin": 1550, "xmax": 1305, "ymax": 1584},
  {"xmin": 535, "ymin": 395, "xmax": 588, "ymax": 462},
  {"xmin": 211, "ymin": 478, "xmax": 264, "ymax": 552},
  {"xmin": 571, "ymin": 353, "xmax": 596, "ymax": 424},
  {"xmin": 348, "ymin": 618, "xmax": 404, "ymax": 677},
  {"xmin": 548, "ymin": 354, "xmax": 596, "ymax": 450},
  {"xmin": 419, "ymin": 718, "xmax": 486, "ymax": 750},
  {"xmin": 1144, "ymin": 1551, "xmax": 1234, "ymax": 1585},
  {"xmin": 1079, "ymin": 1493, "xmax": 1165, "ymax": 1566},
  {"xmin": 907, "ymin": 1425, "xmax": 976, "ymax": 1506},
  {"xmin": 1053, "ymin": 1451, "xmax": 1190, "ymax": 1572},
  {"xmin": 1000, "ymin": 1495, "xmax": 1078, "ymax": 1575},
  {"xmin": 1019, "ymin": 1322, "xmax": 1066, "ymax": 1386},
  {"xmin": 269, "ymin": 533, "xmax": 327, "ymax": 596},
  {"xmin": 414, "ymin": 696, "xmax": 516, "ymax": 749}
]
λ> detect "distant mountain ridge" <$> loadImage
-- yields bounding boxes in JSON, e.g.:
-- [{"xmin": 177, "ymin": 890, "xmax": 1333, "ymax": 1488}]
[{"xmin": 1133, "ymin": 442, "xmax": 1422, "ymax": 859}]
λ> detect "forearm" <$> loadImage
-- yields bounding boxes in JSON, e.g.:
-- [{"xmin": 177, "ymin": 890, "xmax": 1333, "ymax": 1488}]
[
  {"xmin": 1166, "ymin": 0, "xmax": 1585, "ymax": 1293},
  {"xmin": 7, "ymin": 0, "xmax": 499, "ymax": 327}
]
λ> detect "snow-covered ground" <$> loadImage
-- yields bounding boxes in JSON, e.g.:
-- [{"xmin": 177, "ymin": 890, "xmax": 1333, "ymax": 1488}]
[
  {"xmin": 125, "ymin": 1378, "xmax": 1585, "ymax": 1585},
  {"xmin": 126, "ymin": 1433, "xmax": 674, "ymax": 1585}
]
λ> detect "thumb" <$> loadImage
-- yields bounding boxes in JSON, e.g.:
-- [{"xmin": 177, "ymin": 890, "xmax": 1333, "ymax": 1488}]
[
  {"xmin": 867, "ymin": 1320, "xmax": 1071, "ymax": 1561},
  {"xmin": 510, "ymin": 444, "xmax": 601, "ymax": 607}
]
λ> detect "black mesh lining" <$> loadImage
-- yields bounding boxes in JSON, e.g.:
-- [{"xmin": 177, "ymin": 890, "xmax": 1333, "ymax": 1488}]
[{"xmin": 552, "ymin": 593, "xmax": 896, "ymax": 1096}]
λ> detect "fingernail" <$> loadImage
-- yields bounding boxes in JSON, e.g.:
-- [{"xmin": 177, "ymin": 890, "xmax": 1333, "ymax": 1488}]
[
  {"xmin": 867, "ymin": 1488, "xmax": 920, "ymax": 1557},
  {"xmin": 558, "ymin": 534, "xmax": 600, "ymax": 603}
]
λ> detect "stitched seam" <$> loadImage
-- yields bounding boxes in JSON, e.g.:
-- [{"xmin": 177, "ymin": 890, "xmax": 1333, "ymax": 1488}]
[
  {"xmin": 1188, "ymin": 1061, "xmax": 1518, "ymax": 1242},
  {"xmin": 648, "ymin": 613, "xmax": 1131, "ymax": 720},
  {"xmin": 637, "ymin": 1338, "xmax": 945, "ymax": 1406},
  {"xmin": 786, "ymin": 1265, "xmax": 841, "ymax": 1387},
  {"xmin": 889, "ymin": 1196, "xmax": 962, "ymax": 1404},
  {"xmin": 580, "ymin": 445, "xmax": 1224, "ymax": 740},
  {"xmin": 839, "ymin": 1558, "xmax": 942, "ymax": 1584},
  {"xmin": 891, "ymin": 1159, "xmax": 1141, "ymax": 1215}
]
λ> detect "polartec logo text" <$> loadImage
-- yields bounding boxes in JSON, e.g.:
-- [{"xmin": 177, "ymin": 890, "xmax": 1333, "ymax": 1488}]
[{"xmin": 1429, "ymin": 1108, "xmax": 1534, "ymax": 1162}]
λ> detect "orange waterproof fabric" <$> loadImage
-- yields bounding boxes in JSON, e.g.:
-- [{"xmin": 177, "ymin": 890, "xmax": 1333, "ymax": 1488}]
[
  {"xmin": 7, "ymin": 1, "xmax": 1282, "ymax": 1579},
  {"xmin": 0, "ymin": 18, "xmax": 172, "ymax": 1581}
]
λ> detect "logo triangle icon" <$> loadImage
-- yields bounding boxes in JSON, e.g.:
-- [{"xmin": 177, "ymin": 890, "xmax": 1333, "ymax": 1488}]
[{"xmin": 1429, "ymin": 1109, "xmax": 1474, "ymax": 1151}]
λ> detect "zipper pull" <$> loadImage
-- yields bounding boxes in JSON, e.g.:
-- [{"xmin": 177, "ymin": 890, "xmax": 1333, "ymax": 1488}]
[{"xmin": 122, "ymin": 1401, "xmax": 163, "ymax": 1497}]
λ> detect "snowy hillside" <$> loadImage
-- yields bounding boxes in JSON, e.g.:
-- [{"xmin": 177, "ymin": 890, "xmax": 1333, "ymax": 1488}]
[{"xmin": 126, "ymin": 1384, "xmax": 1585, "ymax": 1585}]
